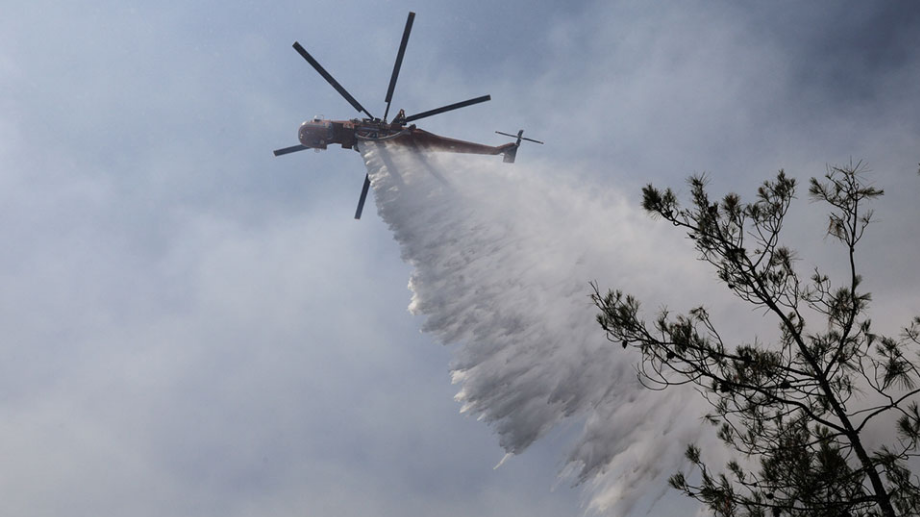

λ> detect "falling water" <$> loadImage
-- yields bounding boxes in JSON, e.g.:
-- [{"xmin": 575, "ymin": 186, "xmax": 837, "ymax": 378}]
[{"xmin": 359, "ymin": 141, "xmax": 712, "ymax": 515}]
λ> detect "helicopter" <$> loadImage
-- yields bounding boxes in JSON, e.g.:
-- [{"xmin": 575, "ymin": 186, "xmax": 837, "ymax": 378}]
[{"xmin": 273, "ymin": 11, "xmax": 542, "ymax": 219}]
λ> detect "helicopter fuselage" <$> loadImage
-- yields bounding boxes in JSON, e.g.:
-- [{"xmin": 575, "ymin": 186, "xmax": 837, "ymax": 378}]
[{"xmin": 298, "ymin": 117, "xmax": 516, "ymax": 157}]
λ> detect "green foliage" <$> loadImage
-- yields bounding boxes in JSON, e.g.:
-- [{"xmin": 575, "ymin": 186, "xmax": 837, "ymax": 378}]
[{"xmin": 593, "ymin": 163, "xmax": 920, "ymax": 516}]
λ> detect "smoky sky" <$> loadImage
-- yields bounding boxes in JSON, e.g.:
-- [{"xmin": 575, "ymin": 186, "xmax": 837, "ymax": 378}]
[
  {"xmin": 2, "ymin": 1, "xmax": 920, "ymax": 516},
  {"xmin": 728, "ymin": 2, "xmax": 920, "ymax": 116}
]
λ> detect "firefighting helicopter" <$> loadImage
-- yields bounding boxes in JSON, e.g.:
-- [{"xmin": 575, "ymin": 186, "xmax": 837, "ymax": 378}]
[{"xmin": 273, "ymin": 11, "xmax": 543, "ymax": 219}]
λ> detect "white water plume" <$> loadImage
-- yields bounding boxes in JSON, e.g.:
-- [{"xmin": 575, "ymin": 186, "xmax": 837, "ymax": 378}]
[{"xmin": 359, "ymin": 141, "xmax": 713, "ymax": 514}]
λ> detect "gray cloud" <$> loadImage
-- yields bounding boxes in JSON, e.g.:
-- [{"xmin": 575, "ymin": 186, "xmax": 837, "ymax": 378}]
[{"xmin": 2, "ymin": 1, "xmax": 919, "ymax": 516}]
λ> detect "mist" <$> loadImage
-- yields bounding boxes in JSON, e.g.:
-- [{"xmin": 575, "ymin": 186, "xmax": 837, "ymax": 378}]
[{"xmin": 359, "ymin": 141, "xmax": 738, "ymax": 514}]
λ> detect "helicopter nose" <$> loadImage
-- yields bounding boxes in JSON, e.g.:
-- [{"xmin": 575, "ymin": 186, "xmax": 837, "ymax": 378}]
[
  {"xmin": 298, "ymin": 121, "xmax": 331, "ymax": 149},
  {"xmin": 298, "ymin": 123, "xmax": 312, "ymax": 147}
]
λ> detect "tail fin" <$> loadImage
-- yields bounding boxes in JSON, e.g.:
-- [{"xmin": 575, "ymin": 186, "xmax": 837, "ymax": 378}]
[{"xmin": 496, "ymin": 130, "xmax": 543, "ymax": 164}]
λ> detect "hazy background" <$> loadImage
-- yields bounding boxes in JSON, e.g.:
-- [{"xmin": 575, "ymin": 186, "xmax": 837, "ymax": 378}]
[{"xmin": 2, "ymin": 1, "xmax": 919, "ymax": 515}]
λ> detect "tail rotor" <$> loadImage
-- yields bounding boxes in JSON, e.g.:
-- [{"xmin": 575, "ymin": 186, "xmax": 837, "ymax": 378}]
[{"xmin": 496, "ymin": 130, "xmax": 543, "ymax": 163}]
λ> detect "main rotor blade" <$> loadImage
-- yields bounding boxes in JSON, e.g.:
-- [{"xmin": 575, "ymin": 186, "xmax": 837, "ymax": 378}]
[
  {"xmin": 354, "ymin": 174, "xmax": 371, "ymax": 220},
  {"xmin": 384, "ymin": 12, "xmax": 415, "ymax": 122},
  {"xmin": 404, "ymin": 95, "xmax": 491, "ymax": 123},
  {"xmin": 273, "ymin": 144, "xmax": 309, "ymax": 156},
  {"xmin": 292, "ymin": 42, "xmax": 374, "ymax": 119}
]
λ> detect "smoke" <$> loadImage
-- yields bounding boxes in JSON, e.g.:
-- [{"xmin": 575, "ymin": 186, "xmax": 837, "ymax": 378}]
[{"xmin": 359, "ymin": 141, "xmax": 715, "ymax": 515}]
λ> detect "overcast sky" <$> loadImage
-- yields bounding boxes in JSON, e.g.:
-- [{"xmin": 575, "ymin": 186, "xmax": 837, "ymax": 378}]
[{"xmin": 2, "ymin": 1, "xmax": 920, "ymax": 516}]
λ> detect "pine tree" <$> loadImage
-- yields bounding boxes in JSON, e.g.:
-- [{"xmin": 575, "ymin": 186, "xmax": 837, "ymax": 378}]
[{"xmin": 593, "ymin": 162, "xmax": 920, "ymax": 516}]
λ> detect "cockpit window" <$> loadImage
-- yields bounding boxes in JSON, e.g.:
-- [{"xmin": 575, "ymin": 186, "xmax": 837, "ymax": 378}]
[{"xmin": 299, "ymin": 120, "xmax": 335, "ymax": 149}]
